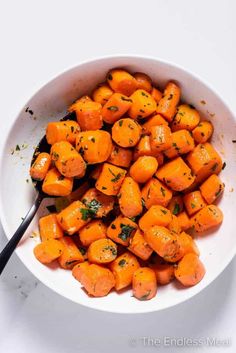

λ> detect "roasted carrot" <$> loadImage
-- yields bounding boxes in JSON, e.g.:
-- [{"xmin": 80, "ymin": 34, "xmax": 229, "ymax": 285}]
[
  {"xmin": 178, "ymin": 231, "xmax": 200, "ymax": 257},
  {"xmin": 141, "ymin": 114, "xmax": 168, "ymax": 135},
  {"xmin": 192, "ymin": 121, "xmax": 213, "ymax": 144},
  {"xmin": 141, "ymin": 178, "xmax": 172, "ymax": 209},
  {"xmin": 171, "ymin": 104, "xmax": 200, "ymax": 131},
  {"xmin": 183, "ymin": 190, "xmax": 206, "ymax": 216},
  {"xmin": 82, "ymin": 187, "xmax": 115, "ymax": 218},
  {"xmin": 130, "ymin": 156, "xmax": 158, "ymax": 183},
  {"xmin": 34, "ymin": 239, "xmax": 64, "ymax": 264},
  {"xmin": 51, "ymin": 141, "xmax": 86, "ymax": 178},
  {"xmin": 186, "ymin": 142, "xmax": 223, "ymax": 184},
  {"xmin": 177, "ymin": 211, "xmax": 192, "ymax": 231},
  {"xmin": 42, "ymin": 168, "xmax": 73, "ymax": 196},
  {"xmin": 164, "ymin": 129, "xmax": 195, "ymax": 159},
  {"xmin": 76, "ymin": 130, "xmax": 112, "ymax": 164},
  {"xmin": 156, "ymin": 82, "xmax": 181, "ymax": 121},
  {"xmin": 150, "ymin": 125, "xmax": 172, "ymax": 152},
  {"xmin": 88, "ymin": 238, "xmax": 117, "ymax": 264},
  {"xmin": 119, "ymin": 177, "xmax": 143, "ymax": 218},
  {"xmin": 72, "ymin": 261, "xmax": 89, "ymax": 282},
  {"xmin": 46, "ymin": 121, "xmax": 80, "ymax": 145},
  {"xmin": 151, "ymin": 87, "xmax": 163, "ymax": 103},
  {"xmin": 39, "ymin": 214, "xmax": 63, "ymax": 242},
  {"xmin": 107, "ymin": 69, "xmax": 137, "ymax": 96},
  {"xmin": 192, "ymin": 205, "xmax": 223, "ymax": 233},
  {"xmin": 133, "ymin": 135, "xmax": 164, "ymax": 163},
  {"xmin": 139, "ymin": 205, "xmax": 172, "ymax": 232},
  {"xmin": 174, "ymin": 253, "xmax": 205, "ymax": 286},
  {"xmin": 110, "ymin": 252, "xmax": 140, "ymax": 290},
  {"xmin": 128, "ymin": 228, "xmax": 153, "ymax": 261},
  {"xmin": 79, "ymin": 220, "xmax": 107, "ymax": 246},
  {"xmin": 68, "ymin": 96, "xmax": 92, "ymax": 109},
  {"xmin": 107, "ymin": 215, "xmax": 138, "ymax": 246},
  {"xmin": 144, "ymin": 225, "xmax": 182, "ymax": 262},
  {"xmin": 134, "ymin": 72, "xmax": 152, "ymax": 92},
  {"xmin": 30, "ymin": 152, "xmax": 51, "ymax": 181},
  {"xmin": 168, "ymin": 195, "xmax": 184, "ymax": 215},
  {"xmin": 69, "ymin": 99, "xmax": 103, "ymax": 131},
  {"xmin": 112, "ymin": 118, "xmax": 141, "ymax": 147},
  {"xmin": 108, "ymin": 144, "xmax": 133, "ymax": 168},
  {"xmin": 149, "ymin": 257, "xmax": 175, "ymax": 285},
  {"xmin": 56, "ymin": 200, "xmax": 91, "ymax": 235},
  {"xmin": 156, "ymin": 157, "xmax": 195, "ymax": 191},
  {"xmin": 128, "ymin": 89, "xmax": 156, "ymax": 119},
  {"xmin": 102, "ymin": 93, "xmax": 132, "ymax": 124},
  {"xmin": 92, "ymin": 84, "xmax": 113, "ymax": 105},
  {"xmin": 200, "ymin": 174, "xmax": 224, "ymax": 204},
  {"xmin": 95, "ymin": 163, "xmax": 127, "ymax": 196},
  {"xmin": 132, "ymin": 267, "xmax": 157, "ymax": 300},
  {"xmin": 168, "ymin": 214, "xmax": 181, "ymax": 234},
  {"xmin": 58, "ymin": 236, "xmax": 84, "ymax": 269},
  {"xmin": 79, "ymin": 263, "xmax": 115, "ymax": 297}
]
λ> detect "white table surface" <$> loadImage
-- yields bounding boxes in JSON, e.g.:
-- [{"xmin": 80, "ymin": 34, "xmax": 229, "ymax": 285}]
[{"xmin": 0, "ymin": 0, "xmax": 236, "ymax": 352}]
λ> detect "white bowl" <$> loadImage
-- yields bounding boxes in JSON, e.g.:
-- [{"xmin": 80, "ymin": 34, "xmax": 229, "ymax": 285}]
[{"xmin": 0, "ymin": 55, "xmax": 236, "ymax": 313}]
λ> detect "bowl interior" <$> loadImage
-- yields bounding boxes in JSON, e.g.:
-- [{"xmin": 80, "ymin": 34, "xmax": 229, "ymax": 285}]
[{"xmin": 0, "ymin": 56, "xmax": 236, "ymax": 313}]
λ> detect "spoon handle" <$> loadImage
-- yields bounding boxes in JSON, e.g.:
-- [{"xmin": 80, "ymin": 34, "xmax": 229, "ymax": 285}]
[{"xmin": 0, "ymin": 193, "xmax": 43, "ymax": 275}]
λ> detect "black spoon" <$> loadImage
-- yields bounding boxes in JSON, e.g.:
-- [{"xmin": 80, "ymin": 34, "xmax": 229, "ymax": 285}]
[{"xmin": 0, "ymin": 111, "xmax": 88, "ymax": 274}]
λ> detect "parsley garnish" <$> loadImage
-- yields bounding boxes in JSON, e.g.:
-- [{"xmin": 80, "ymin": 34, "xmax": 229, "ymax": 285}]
[
  {"xmin": 119, "ymin": 120, "xmax": 123, "ymax": 127},
  {"xmin": 160, "ymin": 187, "xmax": 166, "ymax": 197},
  {"xmin": 107, "ymin": 106, "xmax": 118, "ymax": 112},
  {"xmin": 118, "ymin": 259, "xmax": 127, "ymax": 267},
  {"xmin": 118, "ymin": 224, "xmax": 136, "ymax": 242}
]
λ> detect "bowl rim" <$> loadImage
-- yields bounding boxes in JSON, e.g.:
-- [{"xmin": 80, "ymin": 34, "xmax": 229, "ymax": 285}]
[{"xmin": 0, "ymin": 54, "xmax": 235, "ymax": 314}]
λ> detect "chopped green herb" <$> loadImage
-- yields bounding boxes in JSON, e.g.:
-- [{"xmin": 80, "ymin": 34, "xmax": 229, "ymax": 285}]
[
  {"xmin": 118, "ymin": 259, "xmax": 127, "ymax": 267},
  {"xmin": 84, "ymin": 199, "xmax": 101, "ymax": 217},
  {"xmin": 161, "ymin": 209, "xmax": 167, "ymax": 214},
  {"xmin": 118, "ymin": 224, "xmax": 136, "ymax": 242},
  {"xmin": 80, "ymin": 208, "xmax": 92, "ymax": 221},
  {"xmin": 107, "ymin": 73, "xmax": 113, "ymax": 80},
  {"xmin": 222, "ymin": 162, "xmax": 226, "ymax": 170},
  {"xmin": 141, "ymin": 198, "xmax": 146, "ymax": 207},
  {"xmin": 139, "ymin": 290, "xmax": 151, "ymax": 300},
  {"xmin": 172, "ymin": 203, "xmax": 180, "ymax": 215},
  {"xmin": 79, "ymin": 247, "xmax": 86, "ymax": 256},
  {"xmin": 15, "ymin": 144, "xmax": 20, "ymax": 151},
  {"xmin": 160, "ymin": 187, "xmax": 166, "ymax": 197},
  {"xmin": 107, "ymin": 106, "xmax": 119, "ymax": 112},
  {"xmin": 58, "ymin": 175, "xmax": 65, "ymax": 181},
  {"xmin": 70, "ymin": 126, "xmax": 75, "ymax": 133},
  {"xmin": 119, "ymin": 120, "xmax": 123, "ymax": 127},
  {"xmin": 111, "ymin": 224, "xmax": 116, "ymax": 229},
  {"xmin": 121, "ymin": 96, "xmax": 132, "ymax": 102},
  {"xmin": 102, "ymin": 186, "xmax": 107, "ymax": 190},
  {"xmin": 191, "ymin": 203, "xmax": 196, "ymax": 209},
  {"xmin": 168, "ymin": 94, "xmax": 173, "ymax": 100},
  {"xmin": 52, "ymin": 152, "xmax": 59, "ymax": 161},
  {"xmin": 91, "ymin": 137, "xmax": 96, "ymax": 143},
  {"xmin": 104, "ymin": 245, "xmax": 117, "ymax": 256}
]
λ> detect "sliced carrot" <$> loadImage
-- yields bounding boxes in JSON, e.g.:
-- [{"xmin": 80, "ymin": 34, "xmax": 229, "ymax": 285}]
[
  {"xmin": 30, "ymin": 152, "xmax": 51, "ymax": 181},
  {"xmin": 92, "ymin": 84, "xmax": 113, "ymax": 105},
  {"xmin": 128, "ymin": 89, "xmax": 156, "ymax": 119},
  {"xmin": 177, "ymin": 211, "xmax": 192, "ymax": 231},
  {"xmin": 183, "ymin": 190, "xmax": 206, "ymax": 216},
  {"xmin": 150, "ymin": 125, "xmax": 172, "ymax": 152},
  {"xmin": 102, "ymin": 93, "xmax": 132, "ymax": 124},
  {"xmin": 34, "ymin": 239, "xmax": 64, "ymax": 264},
  {"xmin": 39, "ymin": 213, "xmax": 63, "ymax": 242},
  {"xmin": 110, "ymin": 251, "xmax": 140, "ymax": 290},
  {"xmin": 149, "ymin": 257, "xmax": 175, "ymax": 285},
  {"xmin": 46, "ymin": 121, "xmax": 80, "ymax": 145},
  {"xmin": 191, "ymin": 205, "xmax": 223, "ymax": 233},
  {"xmin": 200, "ymin": 174, "xmax": 224, "ymax": 204},
  {"xmin": 68, "ymin": 100, "xmax": 103, "ymax": 131},
  {"xmin": 134, "ymin": 72, "xmax": 152, "ymax": 92},
  {"xmin": 82, "ymin": 187, "xmax": 115, "ymax": 218},
  {"xmin": 186, "ymin": 142, "xmax": 223, "ymax": 183},
  {"xmin": 174, "ymin": 253, "xmax": 205, "ymax": 286},
  {"xmin": 112, "ymin": 118, "xmax": 141, "ymax": 147},
  {"xmin": 107, "ymin": 69, "xmax": 137, "ymax": 96},
  {"xmin": 108, "ymin": 144, "xmax": 133, "ymax": 168},
  {"xmin": 88, "ymin": 238, "xmax": 117, "ymax": 264},
  {"xmin": 95, "ymin": 163, "xmax": 126, "ymax": 196},
  {"xmin": 168, "ymin": 195, "xmax": 184, "ymax": 215},
  {"xmin": 56, "ymin": 200, "xmax": 91, "ymax": 235},
  {"xmin": 164, "ymin": 129, "xmax": 195, "ymax": 159},
  {"xmin": 119, "ymin": 177, "xmax": 142, "ymax": 218},
  {"xmin": 178, "ymin": 231, "xmax": 200, "ymax": 257},
  {"xmin": 156, "ymin": 82, "xmax": 181, "ymax": 122},
  {"xmin": 42, "ymin": 168, "xmax": 73, "ymax": 196},
  {"xmin": 76, "ymin": 130, "xmax": 112, "ymax": 164},
  {"xmin": 72, "ymin": 261, "xmax": 89, "ymax": 282},
  {"xmin": 151, "ymin": 87, "xmax": 163, "ymax": 103},
  {"xmin": 141, "ymin": 114, "xmax": 168, "ymax": 135},
  {"xmin": 192, "ymin": 121, "xmax": 213, "ymax": 144},
  {"xmin": 58, "ymin": 236, "xmax": 84, "ymax": 269},
  {"xmin": 130, "ymin": 156, "xmax": 158, "ymax": 184},
  {"xmin": 132, "ymin": 267, "xmax": 157, "ymax": 300},
  {"xmin": 128, "ymin": 228, "xmax": 153, "ymax": 260},
  {"xmin": 79, "ymin": 220, "xmax": 107, "ymax": 246},
  {"xmin": 171, "ymin": 104, "xmax": 200, "ymax": 131},
  {"xmin": 107, "ymin": 215, "xmax": 138, "ymax": 246},
  {"xmin": 156, "ymin": 157, "xmax": 195, "ymax": 191},
  {"xmin": 141, "ymin": 178, "xmax": 172, "ymax": 209},
  {"xmin": 139, "ymin": 205, "xmax": 172, "ymax": 232}
]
